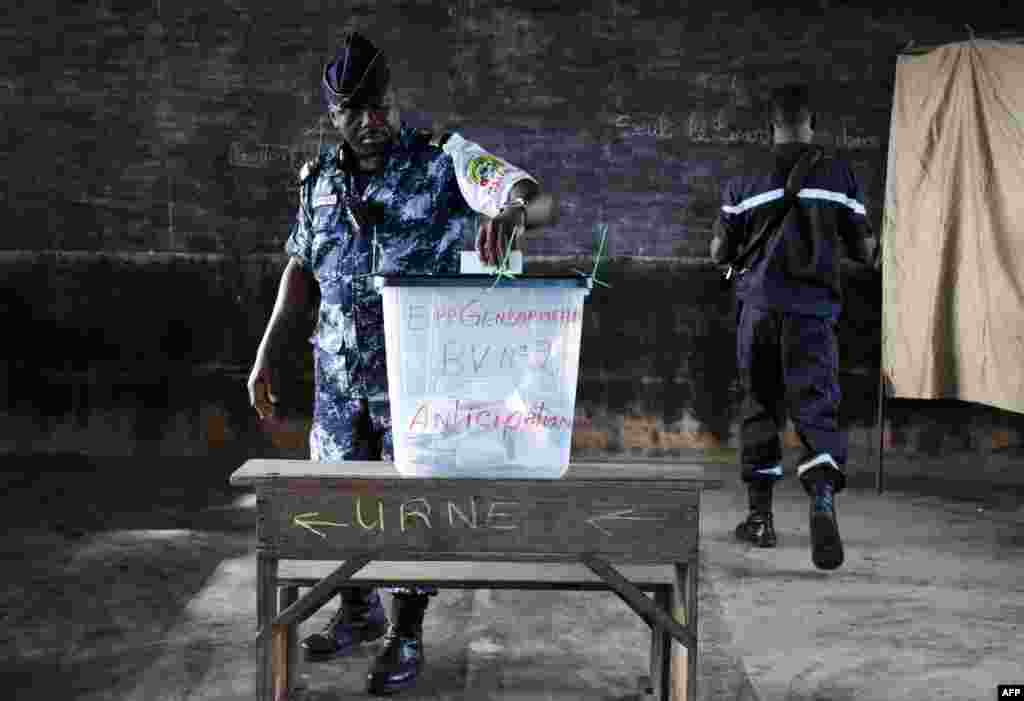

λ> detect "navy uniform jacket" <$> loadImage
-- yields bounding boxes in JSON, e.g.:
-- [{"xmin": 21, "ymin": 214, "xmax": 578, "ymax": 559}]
[{"xmin": 712, "ymin": 143, "xmax": 875, "ymax": 321}]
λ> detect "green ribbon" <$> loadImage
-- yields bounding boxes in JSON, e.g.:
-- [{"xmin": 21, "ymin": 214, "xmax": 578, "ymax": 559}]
[{"xmin": 572, "ymin": 222, "xmax": 611, "ymax": 289}]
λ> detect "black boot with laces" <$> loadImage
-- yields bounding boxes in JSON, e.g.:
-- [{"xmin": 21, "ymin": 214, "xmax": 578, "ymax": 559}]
[
  {"xmin": 809, "ymin": 479, "xmax": 844, "ymax": 570},
  {"xmin": 366, "ymin": 593, "xmax": 429, "ymax": 695},
  {"xmin": 735, "ymin": 511, "xmax": 778, "ymax": 547},
  {"xmin": 301, "ymin": 588, "xmax": 389, "ymax": 662},
  {"xmin": 735, "ymin": 480, "xmax": 777, "ymax": 547}
]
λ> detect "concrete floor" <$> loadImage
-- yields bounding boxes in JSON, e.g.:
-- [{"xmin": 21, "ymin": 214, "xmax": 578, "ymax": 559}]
[{"xmin": 2, "ymin": 455, "xmax": 1021, "ymax": 701}]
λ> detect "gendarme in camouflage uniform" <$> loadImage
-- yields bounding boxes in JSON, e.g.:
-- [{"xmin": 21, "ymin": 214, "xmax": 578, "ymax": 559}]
[{"xmin": 266, "ymin": 32, "xmax": 544, "ymax": 693}]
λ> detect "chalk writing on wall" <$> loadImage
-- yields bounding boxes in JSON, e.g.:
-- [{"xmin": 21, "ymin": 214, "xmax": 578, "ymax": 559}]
[
  {"xmin": 693, "ymin": 72, "xmax": 747, "ymax": 94},
  {"xmin": 610, "ymin": 108, "xmax": 882, "ymax": 150},
  {"xmin": 229, "ymin": 142, "xmax": 306, "ymax": 169},
  {"xmin": 843, "ymin": 135, "xmax": 881, "ymax": 149},
  {"xmin": 614, "ymin": 113, "xmax": 676, "ymax": 140},
  {"xmin": 689, "ymin": 111, "xmax": 771, "ymax": 146},
  {"xmin": 229, "ymin": 116, "xmax": 329, "ymax": 169},
  {"xmin": 839, "ymin": 121, "xmax": 882, "ymax": 150},
  {"xmin": 610, "ymin": 110, "xmax": 771, "ymax": 145},
  {"xmin": 290, "ymin": 500, "xmax": 667, "ymax": 538}
]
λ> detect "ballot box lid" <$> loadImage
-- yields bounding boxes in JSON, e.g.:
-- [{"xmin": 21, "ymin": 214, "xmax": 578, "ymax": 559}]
[{"xmin": 373, "ymin": 274, "xmax": 593, "ymax": 290}]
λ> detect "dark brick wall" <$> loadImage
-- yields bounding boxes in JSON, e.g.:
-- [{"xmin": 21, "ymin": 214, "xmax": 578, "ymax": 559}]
[
  {"xmin": 4, "ymin": 0, "xmax": 1016, "ymax": 258},
  {"xmin": 1, "ymin": 1, "xmax": 1021, "ymax": 482}
]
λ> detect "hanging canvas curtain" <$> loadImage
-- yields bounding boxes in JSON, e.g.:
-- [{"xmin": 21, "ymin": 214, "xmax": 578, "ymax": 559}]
[{"xmin": 883, "ymin": 39, "xmax": 1024, "ymax": 414}]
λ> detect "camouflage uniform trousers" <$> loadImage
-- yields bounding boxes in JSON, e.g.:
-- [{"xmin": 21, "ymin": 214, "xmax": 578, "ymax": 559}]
[
  {"xmin": 311, "ymin": 346, "xmax": 439, "ymax": 599},
  {"xmin": 736, "ymin": 303, "xmax": 848, "ymax": 494}
]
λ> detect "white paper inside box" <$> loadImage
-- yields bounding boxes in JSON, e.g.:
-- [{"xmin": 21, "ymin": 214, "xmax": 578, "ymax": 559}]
[{"xmin": 380, "ymin": 284, "xmax": 588, "ymax": 478}]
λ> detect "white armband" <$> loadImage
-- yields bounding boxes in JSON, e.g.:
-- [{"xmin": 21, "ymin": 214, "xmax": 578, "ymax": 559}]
[{"xmin": 443, "ymin": 132, "xmax": 538, "ymax": 218}]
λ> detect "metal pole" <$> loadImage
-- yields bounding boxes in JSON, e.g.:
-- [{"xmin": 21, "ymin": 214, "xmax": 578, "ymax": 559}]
[
  {"xmin": 876, "ymin": 250, "xmax": 886, "ymax": 495},
  {"xmin": 875, "ymin": 364, "xmax": 885, "ymax": 494}
]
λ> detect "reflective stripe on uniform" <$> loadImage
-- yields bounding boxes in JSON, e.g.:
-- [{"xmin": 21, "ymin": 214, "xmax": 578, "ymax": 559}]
[
  {"xmin": 722, "ymin": 188, "xmax": 785, "ymax": 214},
  {"xmin": 722, "ymin": 188, "xmax": 866, "ymax": 216},
  {"xmin": 797, "ymin": 188, "xmax": 867, "ymax": 215},
  {"xmin": 796, "ymin": 453, "xmax": 841, "ymax": 478}
]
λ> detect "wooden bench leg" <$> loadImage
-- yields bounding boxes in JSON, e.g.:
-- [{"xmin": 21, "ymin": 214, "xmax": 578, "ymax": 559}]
[
  {"xmin": 669, "ymin": 562, "xmax": 698, "ymax": 701},
  {"xmin": 257, "ymin": 553, "xmax": 278, "ymax": 701},
  {"xmin": 650, "ymin": 585, "xmax": 672, "ymax": 701},
  {"xmin": 271, "ymin": 624, "xmax": 288, "ymax": 701},
  {"xmin": 280, "ymin": 585, "xmax": 301, "ymax": 698},
  {"xmin": 686, "ymin": 560, "xmax": 699, "ymax": 701}
]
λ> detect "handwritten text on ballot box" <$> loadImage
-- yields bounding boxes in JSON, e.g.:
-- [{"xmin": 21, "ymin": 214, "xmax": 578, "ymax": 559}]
[{"xmin": 376, "ymin": 276, "xmax": 591, "ymax": 478}]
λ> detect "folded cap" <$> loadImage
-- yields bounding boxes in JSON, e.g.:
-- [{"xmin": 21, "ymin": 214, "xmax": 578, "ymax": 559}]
[{"xmin": 321, "ymin": 31, "xmax": 390, "ymax": 110}]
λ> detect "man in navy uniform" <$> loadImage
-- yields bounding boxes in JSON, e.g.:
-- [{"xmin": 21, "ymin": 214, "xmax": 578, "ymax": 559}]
[
  {"xmin": 711, "ymin": 84, "xmax": 877, "ymax": 570},
  {"xmin": 246, "ymin": 32, "xmax": 555, "ymax": 694}
]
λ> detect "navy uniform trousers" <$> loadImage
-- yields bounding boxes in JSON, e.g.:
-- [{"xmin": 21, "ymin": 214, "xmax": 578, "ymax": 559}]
[
  {"xmin": 314, "ymin": 360, "xmax": 439, "ymax": 600},
  {"xmin": 737, "ymin": 302, "xmax": 848, "ymax": 494}
]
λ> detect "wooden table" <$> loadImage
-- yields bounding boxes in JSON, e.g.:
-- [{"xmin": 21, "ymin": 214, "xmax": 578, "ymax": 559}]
[{"xmin": 230, "ymin": 460, "xmax": 721, "ymax": 701}]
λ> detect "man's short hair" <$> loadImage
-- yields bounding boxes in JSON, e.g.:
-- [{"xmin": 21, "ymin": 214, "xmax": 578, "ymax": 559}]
[{"xmin": 769, "ymin": 84, "xmax": 813, "ymax": 127}]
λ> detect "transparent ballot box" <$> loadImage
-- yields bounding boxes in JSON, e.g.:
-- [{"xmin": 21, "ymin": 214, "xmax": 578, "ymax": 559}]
[{"xmin": 374, "ymin": 275, "xmax": 592, "ymax": 478}]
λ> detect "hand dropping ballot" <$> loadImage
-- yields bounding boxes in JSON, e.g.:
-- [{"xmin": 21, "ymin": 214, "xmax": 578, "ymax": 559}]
[
  {"xmin": 376, "ymin": 277, "xmax": 591, "ymax": 478},
  {"xmin": 443, "ymin": 133, "xmax": 537, "ymax": 274}
]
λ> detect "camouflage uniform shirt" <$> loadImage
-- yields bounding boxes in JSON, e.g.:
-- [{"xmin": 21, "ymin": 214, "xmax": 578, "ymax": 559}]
[{"xmin": 285, "ymin": 124, "xmax": 478, "ymax": 461}]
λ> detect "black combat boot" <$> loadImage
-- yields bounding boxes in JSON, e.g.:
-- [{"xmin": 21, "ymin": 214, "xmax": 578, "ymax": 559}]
[
  {"xmin": 366, "ymin": 593, "xmax": 429, "ymax": 695},
  {"xmin": 808, "ymin": 479, "xmax": 844, "ymax": 570},
  {"xmin": 735, "ymin": 479, "xmax": 777, "ymax": 547},
  {"xmin": 301, "ymin": 587, "xmax": 389, "ymax": 662}
]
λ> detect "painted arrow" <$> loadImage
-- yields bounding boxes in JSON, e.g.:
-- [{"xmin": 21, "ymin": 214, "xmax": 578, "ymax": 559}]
[
  {"xmin": 293, "ymin": 512, "xmax": 349, "ymax": 539},
  {"xmin": 585, "ymin": 508, "xmax": 667, "ymax": 536}
]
